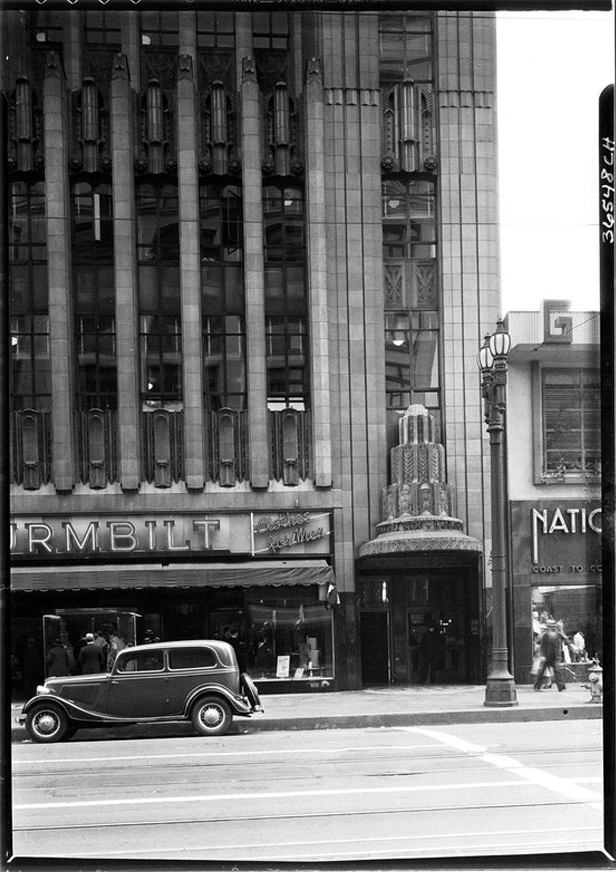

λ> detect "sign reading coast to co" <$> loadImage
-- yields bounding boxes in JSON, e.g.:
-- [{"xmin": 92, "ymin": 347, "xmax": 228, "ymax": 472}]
[{"xmin": 10, "ymin": 512, "xmax": 333, "ymax": 557}]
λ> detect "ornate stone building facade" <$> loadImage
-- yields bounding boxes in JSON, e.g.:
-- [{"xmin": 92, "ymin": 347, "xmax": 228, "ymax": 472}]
[{"xmin": 3, "ymin": 8, "xmax": 499, "ymax": 691}]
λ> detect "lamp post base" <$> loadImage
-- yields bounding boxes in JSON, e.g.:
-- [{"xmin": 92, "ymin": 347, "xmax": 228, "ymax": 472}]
[{"xmin": 484, "ymin": 676, "xmax": 518, "ymax": 707}]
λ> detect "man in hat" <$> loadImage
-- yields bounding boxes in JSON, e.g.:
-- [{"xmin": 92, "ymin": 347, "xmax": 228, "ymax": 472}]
[
  {"xmin": 46, "ymin": 638, "xmax": 70, "ymax": 678},
  {"xmin": 533, "ymin": 618, "xmax": 566, "ymax": 692},
  {"xmin": 77, "ymin": 632, "xmax": 106, "ymax": 674}
]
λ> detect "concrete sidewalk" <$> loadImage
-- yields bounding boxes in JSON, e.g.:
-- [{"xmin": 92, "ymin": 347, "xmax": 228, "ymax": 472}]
[{"xmin": 11, "ymin": 682, "xmax": 602, "ymax": 742}]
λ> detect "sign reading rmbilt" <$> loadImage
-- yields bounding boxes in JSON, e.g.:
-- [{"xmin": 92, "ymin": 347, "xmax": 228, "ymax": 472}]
[{"xmin": 10, "ymin": 511, "xmax": 332, "ymax": 558}]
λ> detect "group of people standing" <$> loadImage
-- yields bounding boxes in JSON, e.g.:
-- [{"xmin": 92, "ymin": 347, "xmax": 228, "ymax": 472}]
[{"xmin": 45, "ymin": 629, "xmax": 127, "ymax": 678}]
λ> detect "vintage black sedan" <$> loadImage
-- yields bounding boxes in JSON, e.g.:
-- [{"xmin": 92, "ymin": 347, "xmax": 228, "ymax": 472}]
[{"xmin": 19, "ymin": 640, "xmax": 262, "ymax": 743}]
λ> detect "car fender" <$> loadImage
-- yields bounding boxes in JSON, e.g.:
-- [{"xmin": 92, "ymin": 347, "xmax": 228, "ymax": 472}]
[
  {"xmin": 184, "ymin": 683, "xmax": 253, "ymax": 718},
  {"xmin": 21, "ymin": 694, "xmax": 139, "ymax": 726}
]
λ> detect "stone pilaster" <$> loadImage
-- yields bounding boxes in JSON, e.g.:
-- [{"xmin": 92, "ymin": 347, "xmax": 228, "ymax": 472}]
[
  {"xmin": 110, "ymin": 53, "xmax": 140, "ymax": 490},
  {"xmin": 177, "ymin": 54, "xmax": 205, "ymax": 489},
  {"xmin": 304, "ymin": 58, "xmax": 332, "ymax": 488},
  {"xmin": 43, "ymin": 53, "xmax": 75, "ymax": 492},
  {"xmin": 121, "ymin": 15, "xmax": 141, "ymax": 94},
  {"xmin": 240, "ymin": 56, "xmax": 269, "ymax": 489},
  {"xmin": 63, "ymin": 12, "xmax": 82, "ymax": 91},
  {"xmin": 436, "ymin": 11, "xmax": 500, "ymax": 550}
]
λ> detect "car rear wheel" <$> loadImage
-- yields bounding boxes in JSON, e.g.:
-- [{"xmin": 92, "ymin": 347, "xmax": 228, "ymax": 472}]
[
  {"xmin": 191, "ymin": 696, "xmax": 232, "ymax": 736},
  {"xmin": 26, "ymin": 704, "xmax": 71, "ymax": 744}
]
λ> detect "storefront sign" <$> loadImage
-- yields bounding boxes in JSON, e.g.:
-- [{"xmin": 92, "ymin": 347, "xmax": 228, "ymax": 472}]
[
  {"xmin": 531, "ymin": 506, "xmax": 601, "ymax": 564},
  {"xmin": 510, "ymin": 501, "xmax": 601, "ymax": 581},
  {"xmin": 10, "ymin": 511, "xmax": 332, "ymax": 558}
]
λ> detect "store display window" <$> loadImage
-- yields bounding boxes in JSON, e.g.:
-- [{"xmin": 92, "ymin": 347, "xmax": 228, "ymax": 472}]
[
  {"xmin": 531, "ymin": 584, "xmax": 602, "ymax": 665},
  {"xmin": 214, "ymin": 586, "xmax": 334, "ymax": 682}
]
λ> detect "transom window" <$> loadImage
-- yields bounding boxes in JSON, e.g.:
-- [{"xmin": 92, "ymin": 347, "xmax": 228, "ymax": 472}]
[{"xmin": 379, "ymin": 14, "xmax": 433, "ymax": 85}]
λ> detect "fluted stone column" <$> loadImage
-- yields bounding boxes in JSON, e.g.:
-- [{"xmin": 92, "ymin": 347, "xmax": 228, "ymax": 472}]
[
  {"xmin": 240, "ymin": 56, "xmax": 269, "ymax": 489},
  {"xmin": 110, "ymin": 54, "xmax": 141, "ymax": 490},
  {"xmin": 304, "ymin": 58, "xmax": 332, "ymax": 487},
  {"xmin": 177, "ymin": 54, "xmax": 205, "ymax": 489},
  {"xmin": 43, "ymin": 53, "xmax": 76, "ymax": 491}
]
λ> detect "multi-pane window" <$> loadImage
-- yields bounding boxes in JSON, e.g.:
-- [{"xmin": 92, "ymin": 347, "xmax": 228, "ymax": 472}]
[
  {"xmin": 84, "ymin": 11, "xmax": 122, "ymax": 45},
  {"xmin": 197, "ymin": 12, "xmax": 235, "ymax": 48},
  {"xmin": 263, "ymin": 185, "xmax": 304, "ymax": 262},
  {"xmin": 72, "ymin": 182, "xmax": 114, "ymax": 259},
  {"xmin": 385, "ymin": 311, "xmax": 439, "ymax": 411},
  {"xmin": 202, "ymin": 267, "xmax": 245, "ymax": 411},
  {"xmin": 72, "ymin": 182, "xmax": 117, "ymax": 411},
  {"xmin": 139, "ymin": 11, "xmax": 179, "ymax": 46},
  {"xmin": 200, "ymin": 184, "xmax": 243, "ymax": 262},
  {"xmin": 542, "ymin": 369, "xmax": 601, "ymax": 476},
  {"xmin": 382, "ymin": 179, "xmax": 436, "ymax": 260},
  {"xmin": 252, "ymin": 12, "xmax": 289, "ymax": 49},
  {"xmin": 382, "ymin": 178, "xmax": 439, "ymax": 419},
  {"xmin": 263, "ymin": 185, "xmax": 308, "ymax": 410},
  {"xmin": 9, "ymin": 181, "xmax": 50, "ymax": 411},
  {"xmin": 32, "ymin": 11, "xmax": 64, "ymax": 45},
  {"xmin": 138, "ymin": 182, "xmax": 179, "ymax": 262},
  {"xmin": 201, "ymin": 183, "xmax": 245, "ymax": 411},
  {"xmin": 74, "ymin": 267, "xmax": 117, "ymax": 410},
  {"xmin": 379, "ymin": 14, "xmax": 433, "ymax": 85},
  {"xmin": 137, "ymin": 181, "xmax": 182, "ymax": 407}
]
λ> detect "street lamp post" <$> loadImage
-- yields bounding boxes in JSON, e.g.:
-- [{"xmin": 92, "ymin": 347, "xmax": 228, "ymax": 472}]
[{"xmin": 479, "ymin": 320, "xmax": 518, "ymax": 707}]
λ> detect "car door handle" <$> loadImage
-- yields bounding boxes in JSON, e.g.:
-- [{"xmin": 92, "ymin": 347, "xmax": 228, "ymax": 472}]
[{"xmin": 111, "ymin": 679, "xmax": 120, "ymax": 685}]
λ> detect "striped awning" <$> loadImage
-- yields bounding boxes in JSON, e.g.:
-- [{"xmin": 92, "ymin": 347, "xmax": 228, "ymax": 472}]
[{"xmin": 10, "ymin": 560, "xmax": 334, "ymax": 592}]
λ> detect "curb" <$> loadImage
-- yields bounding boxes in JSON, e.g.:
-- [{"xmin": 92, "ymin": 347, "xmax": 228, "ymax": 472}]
[{"xmin": 11, "ymin": 704, "xmax": 601, "ymax": 742}]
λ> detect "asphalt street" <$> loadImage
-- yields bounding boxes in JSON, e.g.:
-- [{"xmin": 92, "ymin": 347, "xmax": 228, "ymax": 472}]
[{"xmin": 10, "ymin": 719, "xmax": 603, "ymax": 864}]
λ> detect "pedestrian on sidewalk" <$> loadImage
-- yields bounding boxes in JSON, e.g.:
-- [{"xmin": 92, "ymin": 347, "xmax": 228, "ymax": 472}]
[
  {"xmin": 533, "ymin": 619, "xmax": 566, "ymax": 692},
  {"xmin": 78, "ymin": 633, "xmax": 106, "ymax": 674},
  {"xmin": 46, "ymin": 638, "xmax": 70, "ymax": 677}
]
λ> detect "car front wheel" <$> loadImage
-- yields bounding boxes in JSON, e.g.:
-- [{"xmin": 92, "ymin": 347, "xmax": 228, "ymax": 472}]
[
  {"xmin": 191, "ymin": 696, "xmax": 232, "ymax": 737},
  {"xmin": 26, "ymin": 704, "xmax": 71, "ymax": 743}
]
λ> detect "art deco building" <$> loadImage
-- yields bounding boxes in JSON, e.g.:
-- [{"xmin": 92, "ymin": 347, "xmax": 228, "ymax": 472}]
[{"xmin": 3, "ymin": 8, "xmax": 500, "ymax": 692}]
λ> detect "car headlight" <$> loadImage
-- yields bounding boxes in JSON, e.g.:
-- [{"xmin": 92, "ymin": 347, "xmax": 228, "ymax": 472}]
[{"xmin": 36, "ymin": 685, "xmax": 52, "ymax": 695}]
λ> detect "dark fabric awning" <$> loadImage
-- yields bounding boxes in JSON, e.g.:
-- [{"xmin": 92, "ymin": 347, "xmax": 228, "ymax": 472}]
[{"xmin": 10, "ymin": 561, "xmax": 334, "ymax": 592}]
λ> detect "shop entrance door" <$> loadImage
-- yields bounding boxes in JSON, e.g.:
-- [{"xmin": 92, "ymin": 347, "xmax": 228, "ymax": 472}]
[{"xmin": 360, "ymin": 612, "xmax": 390, "ymax": 685}]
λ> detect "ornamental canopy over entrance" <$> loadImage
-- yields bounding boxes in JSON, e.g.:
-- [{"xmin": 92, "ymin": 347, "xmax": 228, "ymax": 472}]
[{"xmin": 358, "ymin": 404, "xmax": 481, "ymax": 568}]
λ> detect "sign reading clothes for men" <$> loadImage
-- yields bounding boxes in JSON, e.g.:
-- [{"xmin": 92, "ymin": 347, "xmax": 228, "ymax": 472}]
[{"xmin": 510, "ymin": 500, "xmax": 601, "ymax": 583}]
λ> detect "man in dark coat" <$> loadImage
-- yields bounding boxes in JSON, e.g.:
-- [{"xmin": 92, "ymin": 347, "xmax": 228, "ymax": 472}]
[
  {"xmin": 533, "ymin": 619, "xmax": 566, "ymax": 691},
  {"xmin": 78, "ymin": 633, "xmax": 106, "ymax": 674},
  {"xmin": 46, "ymin": 639, "xmax": 70, "ymax": 677}
]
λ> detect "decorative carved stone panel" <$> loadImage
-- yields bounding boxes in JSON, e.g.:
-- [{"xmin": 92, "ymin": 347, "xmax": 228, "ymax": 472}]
[
  {"xmin": 269, "ymin": 408, "xmax": 311, "ymax": 485},
  {"xmin": 205, "ymin": 408, "xmax": 248, "ymax": 486},
  {"xmin": 78, "ymin": 409, "xmax": 117, "ymax": 488},
  {"xmin": 142, "ymin": 409, "xmax": 184, "ymax": 486},
  {"xmin": 7, "ymin": 77, "xmax": 44, "ymax": 174},
  {"xmin": 11, "ymin": 410, "xmax": 51, "ymax": 489}
]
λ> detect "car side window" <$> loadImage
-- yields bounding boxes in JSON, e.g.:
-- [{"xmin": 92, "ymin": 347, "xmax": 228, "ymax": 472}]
[
  {"xmin": 116, "ymin": 650, "xmax": 164, "ymax": 672},
  {"xmin": 168, "ymin": 647, "xmax": 217, "ymax": 670}
]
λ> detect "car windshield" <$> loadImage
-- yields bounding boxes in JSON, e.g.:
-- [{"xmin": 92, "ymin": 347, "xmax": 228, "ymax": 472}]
[{"xmin": 116, "ymin": 650, "xmax": 164, "ymax": 672}]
